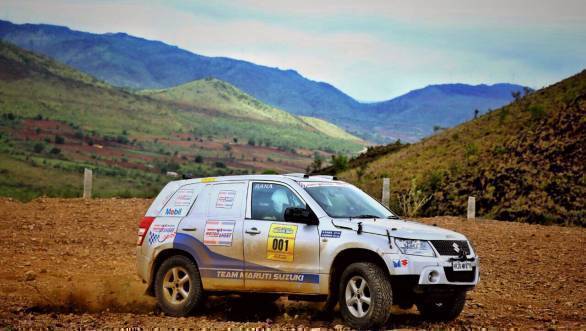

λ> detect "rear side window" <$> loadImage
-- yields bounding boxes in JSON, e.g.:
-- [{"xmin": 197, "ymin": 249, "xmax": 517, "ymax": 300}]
[
  {"xmin": 160, "ymin": 184, "xmax": 203, "ymax": 217},
  {"xmin": 207, "ymin": 182, "xmax": 246, "ymax": 219},
  {"xmin": 251, "ymin": 183, "xmax": 305, "ymax": 222}
]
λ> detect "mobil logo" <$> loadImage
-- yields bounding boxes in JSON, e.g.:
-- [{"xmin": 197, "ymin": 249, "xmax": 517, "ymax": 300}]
[{"xmin": 165, "ymin": 208, "xmax": 182, "ymax": 216}]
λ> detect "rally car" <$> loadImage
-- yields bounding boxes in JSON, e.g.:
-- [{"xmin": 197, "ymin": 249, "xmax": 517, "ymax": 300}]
[{"xmin": 136, "ymin": 174, "xmax": 479, "ymax": 329}]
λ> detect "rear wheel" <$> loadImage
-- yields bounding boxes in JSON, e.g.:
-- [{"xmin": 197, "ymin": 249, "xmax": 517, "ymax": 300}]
[
  {"xmin": 338, "ymin": 262, "xmax": 393, "ymax": 329},
  {"xmin": 155, "ymin": 255, "xmax": 204, "ymax": 316},
  {"xmin": 416, "ymin": 290, "xmax": 467, "ymax": 321}
]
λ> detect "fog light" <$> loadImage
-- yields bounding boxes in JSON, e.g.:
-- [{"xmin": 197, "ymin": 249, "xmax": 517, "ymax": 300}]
[{"xmin": 428, "ymin": 270, "xmax": 440, "ymax": 283}]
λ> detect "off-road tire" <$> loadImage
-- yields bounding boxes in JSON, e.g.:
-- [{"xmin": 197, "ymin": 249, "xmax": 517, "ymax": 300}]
[
  {"xmin": 338, "ymin": 262, "xmax": 393, "ymax": 329},
  {"xmin": 416, "ymin": 290, "xmax": 467, "ymax": 321},
  {"xmin": 155, "ymin": 255, "xmax": 204, "ymax": 316}
]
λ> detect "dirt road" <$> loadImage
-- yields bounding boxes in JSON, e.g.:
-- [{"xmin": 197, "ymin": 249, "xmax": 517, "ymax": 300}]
[{"xmin": 0, "ymin": 198, "xmax": 584, "ymax": 329}]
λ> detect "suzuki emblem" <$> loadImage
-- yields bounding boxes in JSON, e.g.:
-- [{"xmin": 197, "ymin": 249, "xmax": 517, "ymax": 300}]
[{"xmin": 452, "ymin": 242, "xmax": 461, "ymax": 253}]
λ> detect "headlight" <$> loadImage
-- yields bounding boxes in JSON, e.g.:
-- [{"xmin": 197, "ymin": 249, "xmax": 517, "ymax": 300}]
[{"xmin": 394, "ymin": 238, "xmax": 435, "ymax": 257}]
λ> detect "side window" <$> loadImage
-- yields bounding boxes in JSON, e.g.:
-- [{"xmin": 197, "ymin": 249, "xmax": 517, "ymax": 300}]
[
  {"xmin": 160, "ymin": 184, "xmax": 203, "ymax": 217},
  {"xmin": 207, "ymin": 182, "xmax": 246, "ymax": 219},
  {"xmin": 251, "ymin": 183, "xmax": 305, "ymax": 222}
]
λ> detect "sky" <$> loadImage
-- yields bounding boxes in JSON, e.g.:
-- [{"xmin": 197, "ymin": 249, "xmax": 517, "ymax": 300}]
[{"xmin": 2, "ymin": 0, "xmax": 586, "ymax": 101}]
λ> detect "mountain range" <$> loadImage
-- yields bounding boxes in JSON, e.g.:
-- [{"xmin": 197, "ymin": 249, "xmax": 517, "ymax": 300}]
[
  {"xmin": 0, "ymin": 19, "xmax": 527, "ymax": 142},
  {"xmin": 0, "ymin": 41, "xmax": 363, "ymax": 199}
]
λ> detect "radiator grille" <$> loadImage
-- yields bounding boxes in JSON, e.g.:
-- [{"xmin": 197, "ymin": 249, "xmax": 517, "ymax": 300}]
[{"xmin": 430, "ymin": 240, "xmax": 471, "ymax": 256}]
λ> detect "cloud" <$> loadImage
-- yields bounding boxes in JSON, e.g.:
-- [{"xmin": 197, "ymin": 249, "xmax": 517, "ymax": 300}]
[{"xmin": 2, "ymin": 0, "xmax": 585, "ymax": 100}]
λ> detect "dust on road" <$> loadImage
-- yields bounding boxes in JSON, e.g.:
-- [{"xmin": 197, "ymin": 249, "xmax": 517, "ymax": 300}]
[{"xmin": 0, "ymin": 198, "xmax": 584, "ymax": 329}]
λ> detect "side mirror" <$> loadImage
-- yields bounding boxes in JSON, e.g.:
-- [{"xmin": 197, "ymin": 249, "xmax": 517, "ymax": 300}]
[{"xmin": 284, "ymin": 207, "xmax": 319, "ymax": 225}]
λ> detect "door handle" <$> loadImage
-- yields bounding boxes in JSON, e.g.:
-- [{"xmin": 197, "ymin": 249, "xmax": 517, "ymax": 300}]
[
  {"xmin": 245, "ymin": 227, "xmax": 261, "ymax": 235},
  {"xmin": 182, "ymin": 227, "xmax": 197, "ymax": 232}
]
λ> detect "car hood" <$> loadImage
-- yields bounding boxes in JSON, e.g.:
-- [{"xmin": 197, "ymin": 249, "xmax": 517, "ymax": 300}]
[{"xmin": 331, "ymin": 218, "xmax": 467, "ymax": 241}]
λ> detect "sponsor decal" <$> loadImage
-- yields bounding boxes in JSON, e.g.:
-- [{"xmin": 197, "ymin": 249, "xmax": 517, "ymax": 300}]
[
  {"xmin": 254, "ymin": 183, "xmax": 273, "ymax": 190},
  {"xmin": 174, "ymin": 188, "xmax": 195, "ymax": 207},
  {"xmin": 266, "ymin": 223, "xmax": 297, "ymax": 262},
  {"xmin": 215, "ymin": 190, "xmax": 236, "ymax": 209},
  {"xmin": 164, "ymin": 208, "xmax": 182, "ymax": 216},
  {"xmin": 300, "ymin": 182, "xmax": 347, "ymax": 188},
  {"xmin": 201, "ymin": 177, "xmax": 216, "ymax": 183},
  {"xmin": 320, "ymin": 230, "xmax": 342, "ymax": 238},
  {"xmin": 209, "ymin": 269, "xmax": 319, "ymax": 283},
  {"xmin": 148, "ymin": 224, "xmax": 176, "ymax": 245},
  {"xmin": 204, "ymin": 220, "xmax": 236, "ymax": 246},
  {"xmin": 392, "ymin": 259, "xmax": 409, "ymax": 268}
]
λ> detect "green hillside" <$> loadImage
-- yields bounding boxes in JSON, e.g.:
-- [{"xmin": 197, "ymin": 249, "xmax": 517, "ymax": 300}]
[
  {"xmin": 0, "ymin": 41, "xmax": 364, "ymax": 200},
  {"xmin": 340, "ymin": 70, "xmax": 586, "ymax": 226},
  {"xmin": 299, "ymin": 116, "xmax": 363, "ymax": 142},
  {"xmin": 141, "ymin": 78, "xmax": 364, "ymax": 148}
]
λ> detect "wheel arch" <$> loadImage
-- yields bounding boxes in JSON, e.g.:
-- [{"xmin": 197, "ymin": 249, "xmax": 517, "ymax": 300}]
[
  {"xmin": 146, "ymin": 248, "xmax": 198, "ymax": 296},
  {"xmin": 327, "ymin": 248, "xmax": 389, "ymax": 306}
]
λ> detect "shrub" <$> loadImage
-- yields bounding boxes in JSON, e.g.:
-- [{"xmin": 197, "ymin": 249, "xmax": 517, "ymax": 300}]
[
  {"xmin": 54, "ymin": 135, "xmax": 65, "ymax": 144},
  {"xmin": 33, "ymin": 142, "xmax": 45, "ymax": 153},
  {"xmin": 527, "ymin": 105, "xmax": 546, "ymax": 121},
  {"xmin": 398, "ymin": 179, "xmax": 433, "ymax": 217},
  {"xmin": 49, "ymin": 147, "xmax": 61, "ymax": 155},
  {"xmin": 194, "ymin": 155, "xmax": 204, "ymax": 163},
  {"xmin": 331, "ymin": 154, "xmax": 349, "ymax": 172},
  {"xmin": 464, "ymin": 143, "xmax": 478, "ymax": 158}
]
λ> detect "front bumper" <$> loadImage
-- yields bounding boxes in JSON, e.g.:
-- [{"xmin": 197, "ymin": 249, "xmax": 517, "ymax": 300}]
[{"xmin": 382, "ymin": 253, "xmax": 480, "ymax": 286}]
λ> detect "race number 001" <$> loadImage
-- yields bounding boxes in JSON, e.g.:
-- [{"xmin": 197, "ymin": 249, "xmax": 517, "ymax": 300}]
[
  {"xmin": 266, "ymin": 224, "xmax": 298, "ymax": 262},
  {"xmin": 272, "ymin": 238, "xmax": 290, "ymax": 252}
]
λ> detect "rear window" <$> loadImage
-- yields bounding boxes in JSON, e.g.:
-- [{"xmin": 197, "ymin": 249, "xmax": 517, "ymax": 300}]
[{"xmin": 159, "ymin": 184, "xmax": 203, "ymax": 217}]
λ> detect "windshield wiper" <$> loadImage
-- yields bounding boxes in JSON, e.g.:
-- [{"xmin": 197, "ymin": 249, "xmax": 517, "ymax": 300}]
[{"xmin": 350, "ymin": 214, "xmax": 381, "ymax": 219}]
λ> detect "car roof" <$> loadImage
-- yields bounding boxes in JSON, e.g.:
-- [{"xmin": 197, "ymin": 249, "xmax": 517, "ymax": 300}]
[{"xmin": 168, "ymin": 173, "xmax": 341, "ymax": 186}]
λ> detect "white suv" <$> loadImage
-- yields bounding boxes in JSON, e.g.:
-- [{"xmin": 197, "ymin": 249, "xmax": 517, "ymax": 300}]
[{"xmin": 136, "ymin": 174, "xmax": 479, "ymax": 329}]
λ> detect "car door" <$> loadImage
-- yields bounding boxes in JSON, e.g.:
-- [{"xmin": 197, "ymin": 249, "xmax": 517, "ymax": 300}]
[
  {"xmin": 243, "ymin": 181, "xmax": 320, "ymax": 293},
  {"xmin": 176, "ymin": 181, "xmax": 247, "ymax": 290}
]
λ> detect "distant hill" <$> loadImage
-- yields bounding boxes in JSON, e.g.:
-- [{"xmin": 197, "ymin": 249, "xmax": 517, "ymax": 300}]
[
  {"xmin": 361, "ymin": 83, "xmax": 529, "ymax": 141},
  {"xmin": 0, "ymin": 41, "xmax": 363, "ymax": 200},
  {"xmin": 0, "ymin": 20, "xmax": 527, "ymax": 142},
  {"xmin": 340, "ymin": 71, "xmax": 586, "ymax": 226}
]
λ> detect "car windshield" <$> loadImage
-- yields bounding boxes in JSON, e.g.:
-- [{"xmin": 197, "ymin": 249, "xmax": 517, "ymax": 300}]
[{"xmin": 302, "ymin": 182, "xmax": 397, "ymax": 219}]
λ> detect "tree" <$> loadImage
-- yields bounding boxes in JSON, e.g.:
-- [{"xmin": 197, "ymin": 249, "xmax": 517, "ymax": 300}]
[
  {"xmin": 194, "ymin": 155, "xmax": 204, "ymax": 163},
  {"xmin": 331, "ymin": 154, "xmax": 349, "ymax": 172},
  {"xmin": 474, "ymin": 109, "xmax": 479, "ymax": 119},
  {"xmin": 54, "ymin": 135, "xmax": 65, "ymax": 144},
  {"xmin": 511, "ymin": 91, "xmax": 522, "ymax": 101}
]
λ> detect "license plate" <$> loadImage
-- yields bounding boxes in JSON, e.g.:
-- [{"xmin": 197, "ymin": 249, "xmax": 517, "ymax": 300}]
[{"xmin": 452, "ymin": 261, "xmax": 473, "ymax": 271}]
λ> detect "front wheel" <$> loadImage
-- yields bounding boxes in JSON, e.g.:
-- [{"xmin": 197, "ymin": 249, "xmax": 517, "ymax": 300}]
[
  {"xmin": 154, "ymin": 255, "xmax": 204, "ymax": 316},
  {"xmin": 416, "ymin": 290, "xmax": 467, "ymax": 321},
  {"xmin": 338, "ymin": 262, "xmax": 393, "ymax": 329}
]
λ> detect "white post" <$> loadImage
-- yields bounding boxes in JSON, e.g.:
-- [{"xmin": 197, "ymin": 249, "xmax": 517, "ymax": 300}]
[
  {"xmin": 83, "ymin": 168, "xmax": 93, "ymax": 199},
  {"xmin": 467, "ymin": 196, "xmax": 475, "ymax": 220},
  {"xmin": 382, "ymin": 178, "xmax": 390, "ymax": 208}
]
